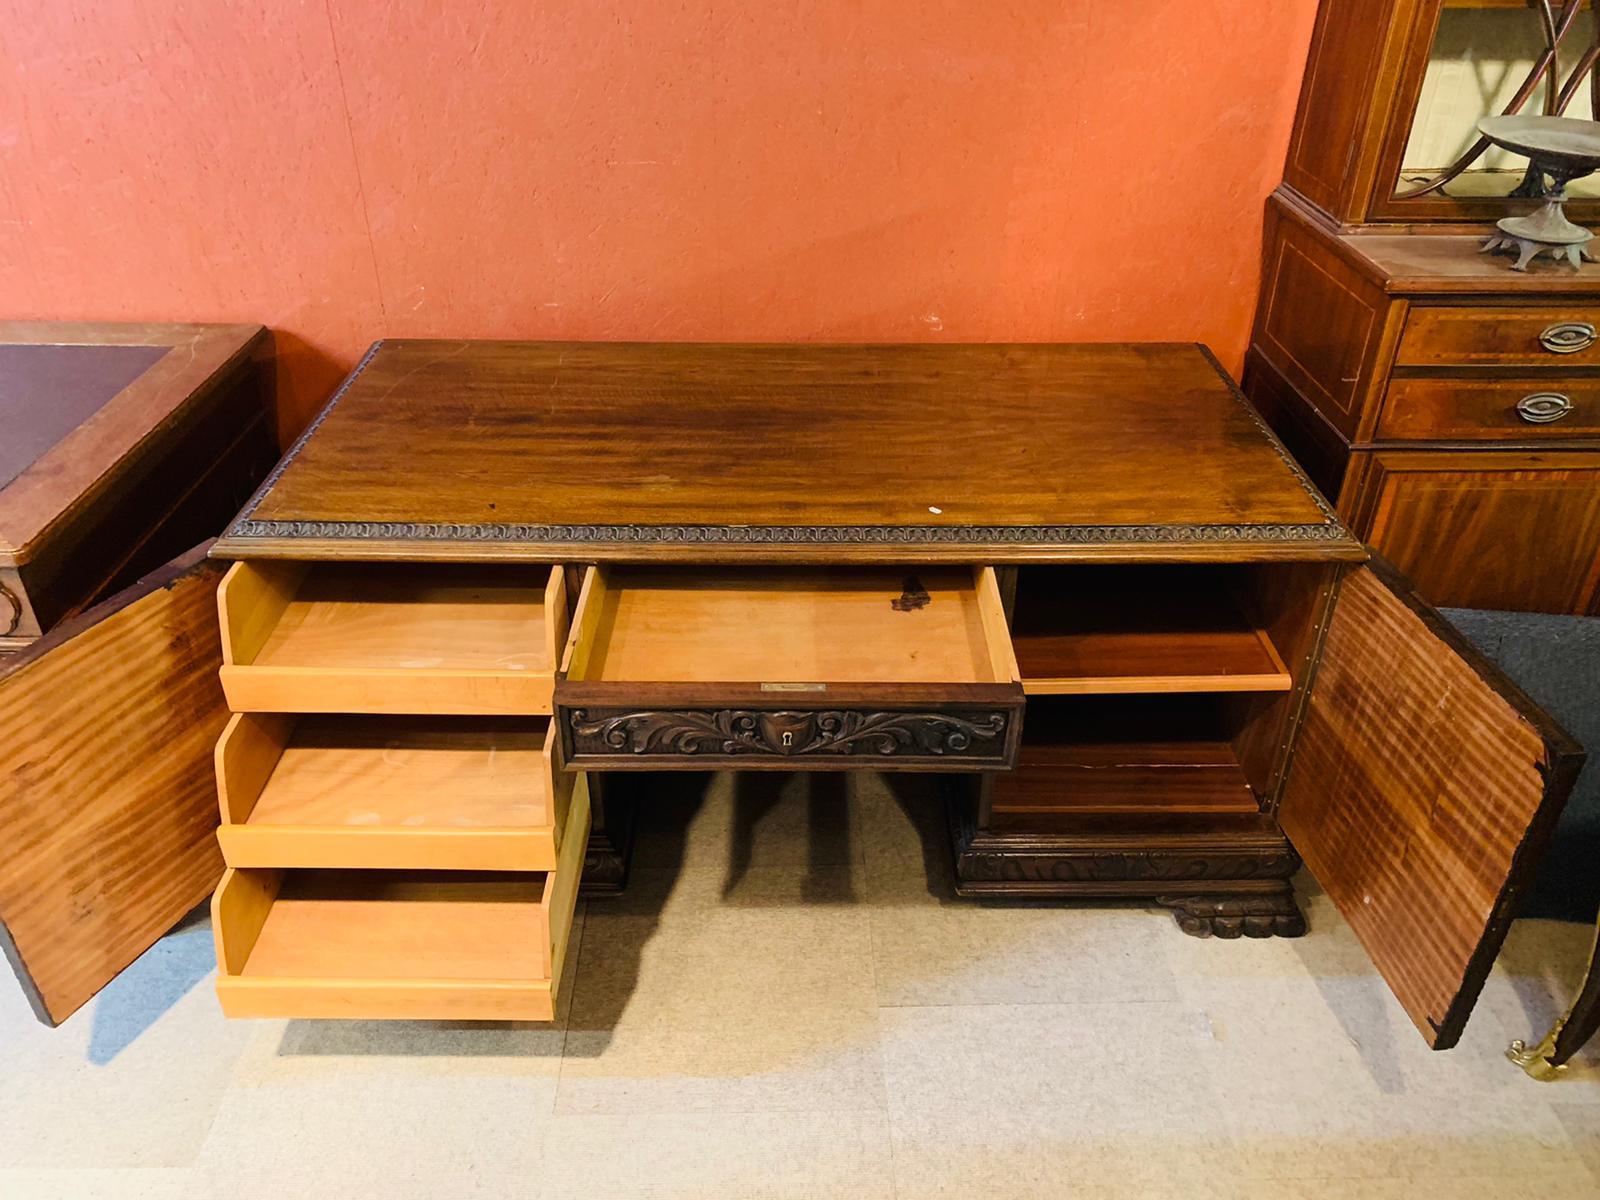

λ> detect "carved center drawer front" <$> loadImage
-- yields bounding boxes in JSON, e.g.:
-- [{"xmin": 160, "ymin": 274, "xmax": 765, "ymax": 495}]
[
  {"xmin": 554, "ymin": 565, "xmax": 1023, "ymax": 770},
  {"xmin": 1378, "ymin": 378, "xmax": 1600, "ymax": 441},
  {"xmin": 1395, "ymin": 307, "xmax": 1599, "ymax": 369}
]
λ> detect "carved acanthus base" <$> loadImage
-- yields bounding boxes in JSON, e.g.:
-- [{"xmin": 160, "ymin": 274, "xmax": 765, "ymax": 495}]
[{"xmin": 1155, "ymin": 893, "xmax": 1307, "ymax": 939}]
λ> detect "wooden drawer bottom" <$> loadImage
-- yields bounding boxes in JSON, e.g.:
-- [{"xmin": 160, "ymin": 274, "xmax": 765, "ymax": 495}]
[{"xmin": 213, "ymin": 778, "xmax": 589, "ymax": 1021}]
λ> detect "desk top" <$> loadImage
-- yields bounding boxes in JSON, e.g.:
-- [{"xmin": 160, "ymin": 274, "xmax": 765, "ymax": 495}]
[{"xmin": 215, "ymin": 341, "xmax": 1362, "ymax": 564}]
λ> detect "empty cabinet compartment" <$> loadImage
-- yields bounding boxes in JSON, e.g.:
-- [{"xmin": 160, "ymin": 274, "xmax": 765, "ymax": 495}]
[
  {"xmin": 988, "ymin": 696, "xmax": 1264, "ymax": 818},
  {"xmin": 1008, "ymin": 565, "xmax": 1292, "ymax": 695}
]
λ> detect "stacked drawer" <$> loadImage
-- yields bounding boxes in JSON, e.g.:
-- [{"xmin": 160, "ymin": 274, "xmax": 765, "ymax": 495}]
[
  {"xmin": 1348, "ymin": 303, "xmax": 1600, "ymax": 614},
  {"xmin": 1379, "ymin": 308, "xmax": 1600, "ymax": 441},
  {"xmin": 208, "ymin": 561, "xmax": 588, "ymax": 1021}
]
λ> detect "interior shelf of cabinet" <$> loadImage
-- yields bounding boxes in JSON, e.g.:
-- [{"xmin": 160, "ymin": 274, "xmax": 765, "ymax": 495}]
[
  {"xmin": 988, "ymin": 696, "xmax": 1261, "ymax": 816},
  {"xmin": 1008, "ymin": 571, "xmax": 1290, "ymax": 696},
  {"xmin": 218, "ymin": 561, "xmax": 568, "ymax": 714}
]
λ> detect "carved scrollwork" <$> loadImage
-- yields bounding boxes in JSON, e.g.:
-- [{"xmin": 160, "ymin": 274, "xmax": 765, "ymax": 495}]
[
  {"xmin": 956, "ymin": 849, "xmax": 1300, "ymax": 885},
  {"xmin": 567, "ymin": 707, "xmax": 1008, "ymax": 761}
]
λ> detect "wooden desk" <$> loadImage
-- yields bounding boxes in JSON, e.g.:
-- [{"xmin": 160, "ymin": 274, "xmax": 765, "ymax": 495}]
[{"xmin": 0, "ymin": 343, "xmax": 1584, "ymax": 1054}]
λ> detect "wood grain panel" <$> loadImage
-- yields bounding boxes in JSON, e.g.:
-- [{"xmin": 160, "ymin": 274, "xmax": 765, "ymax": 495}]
[
  {"xmin": 1396, "ymin": 307, "xmax": 1600, "ymax": 369},
  {"xmin": 1258, "ymin": 220, "xmax": 1392, "ymax": 441},
  {"xmin": 217, "ymin": 342, "xmax": 1355, "ymax": 563},
  {"xmin": 0, "ymin": 545, "xmax": 227, "ymax": 1026},
  {"xmin": 1279, "ymin": 561, "xmax": 1583, "ymax": 1048},
  {"xmin": 1377, "ymin": 377, "xmax": 1600, "ymax": 441},
  {"xmin": 1281, "ymin": 0, "xmax": 1397, "ymax": 222},
  {"xmin": 1346, "ymin": 449, "xmax": 1600, "ymax": 613}
]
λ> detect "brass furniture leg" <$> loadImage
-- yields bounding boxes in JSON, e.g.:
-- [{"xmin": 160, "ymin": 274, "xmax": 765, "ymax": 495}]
[{"xmin": 1509, "ymin": 915, "xmax": 1600, "ymax": 1079}]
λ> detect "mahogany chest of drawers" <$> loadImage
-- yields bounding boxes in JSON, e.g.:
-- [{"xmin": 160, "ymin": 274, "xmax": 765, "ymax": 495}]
[
  {"xmin": 0, "ymin": 342, "xmax": 1583, "ymax": 1059},
  {"xmin": 1246, "ymin": 193, "xmax": 1600, "ymax": 616}
]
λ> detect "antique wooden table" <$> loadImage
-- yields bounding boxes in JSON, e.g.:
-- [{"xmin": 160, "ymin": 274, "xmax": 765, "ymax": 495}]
[{"xmin": 0, "ymin": 342, "xmax": 1583, "ymax": 1058}]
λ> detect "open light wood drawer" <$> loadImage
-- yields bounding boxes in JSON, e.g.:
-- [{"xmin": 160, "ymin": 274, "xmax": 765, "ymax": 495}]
[
  {"xmin": 553, "ymin": 566, "xmax": 1023, "ymax": 770},
  {"xmin": 212, "ymin": 776, "xmax": 589, "ymax": 1021},
  {"xmin": 215, "ymin": 714, "xmax": 575, "ymax": 871},
  {"xmin": 217, "ymin": 562, "xmax": 568, "ymax": 715}
]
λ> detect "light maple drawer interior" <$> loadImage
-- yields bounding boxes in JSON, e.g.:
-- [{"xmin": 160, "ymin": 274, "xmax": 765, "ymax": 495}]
[
  {"xmin": 217, "ymin": 561, "xmax": 568, "ymax": 715},
  {"xmin": 212, "ymin": 776, "xmax": 588, "ymax": 1022},
  {"xmin": 215, "ymin": 714, "xmax": 574, "ymax": 871},
  {"xmin": 555, "ymin": 565, "xmax": 1023, "ymax": 769}
]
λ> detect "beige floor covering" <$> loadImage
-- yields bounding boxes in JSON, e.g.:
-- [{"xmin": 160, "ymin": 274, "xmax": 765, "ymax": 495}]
[{"xmin": 2, "ymin": 771, "xmax": 1598, "ymax": 1200}]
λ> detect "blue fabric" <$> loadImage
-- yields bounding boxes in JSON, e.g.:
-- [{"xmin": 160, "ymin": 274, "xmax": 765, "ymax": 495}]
[{"xmin": 1443, "ymin": 609, "xmax": 1600, "ymax": 923}]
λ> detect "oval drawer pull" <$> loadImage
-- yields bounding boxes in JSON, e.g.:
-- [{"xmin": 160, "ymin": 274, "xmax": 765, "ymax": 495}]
[
  {"xmin": 0, "ymin": 581, "xmax": 19, "ymax": 637},
  {"xmin": 1539, "ymin": 322, "xmax": 1597, "ymax": 354},
  {"xmin": 1516, "ymin": 392, "xmax": 1574, "ymax": 423}
]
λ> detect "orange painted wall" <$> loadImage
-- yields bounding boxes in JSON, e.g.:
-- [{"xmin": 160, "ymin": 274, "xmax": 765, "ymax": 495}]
[{"xmin": 0, "ymin": 2, "xmax": 1318, "ymax": 440}]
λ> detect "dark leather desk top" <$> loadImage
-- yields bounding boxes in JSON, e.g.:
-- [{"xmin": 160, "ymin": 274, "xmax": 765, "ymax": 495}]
[
  {"xmin": 217, "ymin": 340, "xmax": 1361, "ymax": 565},
  {"xmin": 0, "ymin": 322, "xmax": 266, "ymax": 566},
  {"xmin": 0, "ymin": 343, "xmax": 168, "ymax": 490}
]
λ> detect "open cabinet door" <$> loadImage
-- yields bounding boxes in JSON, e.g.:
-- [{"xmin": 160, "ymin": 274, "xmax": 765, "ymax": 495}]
[
  {"xmin": 0, "ymin": 543, "xmax": 227, "ymax": 1026},
  {"xmin": 1279, "ymin": 557, "xmax": 1585, "ymax": 1050}
]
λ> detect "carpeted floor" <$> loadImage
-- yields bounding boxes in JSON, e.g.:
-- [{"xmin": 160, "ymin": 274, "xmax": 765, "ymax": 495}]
[{"xmin": 2, "ymin": 770, "xmax": 1599, "ymax": 1200}]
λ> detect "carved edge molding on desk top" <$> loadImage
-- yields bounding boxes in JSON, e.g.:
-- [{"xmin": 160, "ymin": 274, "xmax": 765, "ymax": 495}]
[
  {"xmin": 222, "ymin": 340, "xmax": 1352, "ymax": 548},
  {"xmin": 567, "ymin": 707, "xmax": 1010, "ymax": 760},
  {"xmin": 226, "ymin": 517, "xmax": 1352, "ymax": 544},
  {"xmin": 223, "ymin": 338, "xmax": 385, "ymax": 534}
]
